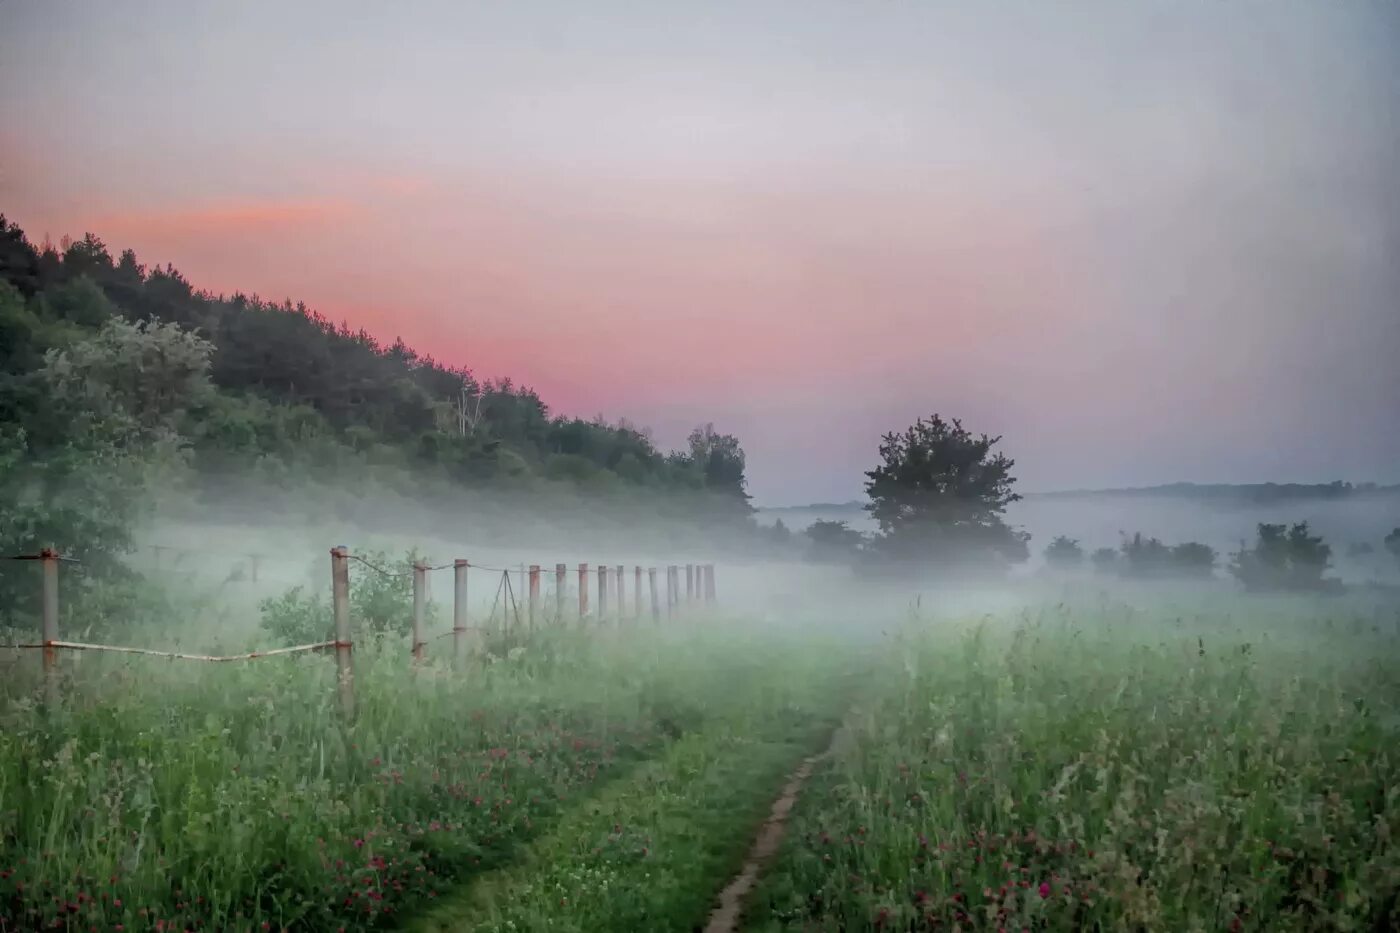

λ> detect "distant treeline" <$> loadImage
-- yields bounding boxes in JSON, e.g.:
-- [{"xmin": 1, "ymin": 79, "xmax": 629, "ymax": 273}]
[
  {"xmin": 0, "ymin": 217, "xmax": 752, "ymax": 514},
  {"xmin": 1035, "ymin": 481, "xmax": 1400, "ymax": 503}
]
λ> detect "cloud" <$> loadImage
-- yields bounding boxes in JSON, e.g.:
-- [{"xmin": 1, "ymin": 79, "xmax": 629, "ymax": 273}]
[{"xmin": 91, "ymin": 197, "xmax": 359, "ymax": 237}]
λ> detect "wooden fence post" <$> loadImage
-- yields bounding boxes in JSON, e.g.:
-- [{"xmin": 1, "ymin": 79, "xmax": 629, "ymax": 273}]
[
  {"xmin": 648, "ymin": 567, "xmax": 659, "ymax": 622},
  {"xmin": 686, "ymin": 564, "xmax": 695, "ymax": 605},
  {"xmin": 634, "ymin": 566, "xmax": 643, "ymax": 620},
  {"xmin": 597, "ymin": 564, "xmax": 609, "ymax": 621},
  {"xmin": 555, "ymin": 563, "xmax": 566, "ymax": 623},
  {"xmin": 331, "ymin": 546, "xmax": 355, "ymax": 719},
  {"xmin": 528, "ymin": 565, "xmax": 540, "ymax": 629},
  {"xmin": 667, "ymin": 565, "xmax": 677, "ymax": 617},
  {"xmin": 706, "ymin": 564, "xmax": 716, "ymax": 604},
  {"xmin": 412, "ymin": 560, "xmax": 427, "ymax": 664},
  {"xmin": 453, "ymin": 559, "xmax": 469, "ymax": 669},
  {"xmin": 614, "ymin": 564, "xmax": 624, "ymax": 623},
  {"xmin": 40, "ymin": 548, "xmax": 59, "ymax": 703},
  {"xmin": 578, "ymin": 563, "xmax": 589, "ymax": 622}
]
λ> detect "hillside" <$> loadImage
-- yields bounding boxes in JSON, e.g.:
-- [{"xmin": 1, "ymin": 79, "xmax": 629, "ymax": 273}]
[{"xmin": 0, "ymin": 217, "xmax": 753, "ymax": 519}]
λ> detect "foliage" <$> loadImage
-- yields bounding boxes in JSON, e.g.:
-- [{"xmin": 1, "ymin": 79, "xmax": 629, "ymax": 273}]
[
  {"xmin": 1043, "ymin": 536, "xmax": 1084, "ymax": 569},
  {"xmin": 1386, "ymin": 528, "xmax": 1400, "ymax": 564},
  {"xmin": 258, "ymin": 550, "xmax": 436, "ymax": 645},
  {"xmin": 1230, "ymin": 522, "xmax": 1336, "ymax": 592},
  {"xmin": 1114, "ymin": 532, "xmax": 1217, "ymax": 579},
  {"xmin": 805, "ymin": 519, "xmax": 866, "ymax": 563},
  {"xmin": 754, "ymin": 605, "xmax": 1400, "ymax": 931},
  {"xmin": 0, "ymin": 623, "xmax": 851, "ymax": 932},
  {"xmin": 0, "ymin": 218, "xmax": 756, "ymax": 543},
  {"xmin": 863, "ymin": 414, "xmax": 1029, "ymax": 569},
  {"xmin": 1169, "ymin": 541, "xmax": 1217, "ymax": 577},
  {"xmin": 1090, "ymin": 547, "xmax": 1118, "ymax": 572}
]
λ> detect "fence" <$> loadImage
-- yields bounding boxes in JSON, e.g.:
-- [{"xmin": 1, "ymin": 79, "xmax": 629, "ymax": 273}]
[{"xmin": 2, "ymin": 548, "xmax": 719, "ymax": 717}]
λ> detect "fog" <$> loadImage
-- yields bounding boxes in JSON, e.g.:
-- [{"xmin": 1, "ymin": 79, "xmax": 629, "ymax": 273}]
[{"xmin": 760, "ymin": 488, "xmax": 1400, "ymax": 584}]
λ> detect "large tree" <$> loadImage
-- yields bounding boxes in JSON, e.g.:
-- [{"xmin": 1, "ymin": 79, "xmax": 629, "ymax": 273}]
[{"xmin": 863, "ymin": 414, "xmax": 1028, "ymax": 567}]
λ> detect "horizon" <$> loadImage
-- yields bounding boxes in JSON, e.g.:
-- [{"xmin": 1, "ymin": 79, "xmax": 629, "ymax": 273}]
[{"xmin": 4, "ymin": 1, "xmax": 1398, "ymax": 502}]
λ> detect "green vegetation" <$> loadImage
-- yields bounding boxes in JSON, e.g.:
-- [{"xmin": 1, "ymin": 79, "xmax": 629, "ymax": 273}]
[
  {"xmin": 752, "ymin": 601, "xmax": 1400, "ymax": 931},
  {"xmin": 1042, "ymin": 536, "xmax": 1084, "ymax": 569},
  {"xmin": 413, "ymin": 652, "xmax": 853, "ymax": 932},
  {"xmin": 0, "ymin": 613, "xmax": 854, "ymax": 932},
  {"xmin": 863, "ymin": 414, "xmax": 1030, "ymax": 570},
  {"xmin": 0, "ymin": 216, "xmax": 756, "ymax": 629},
  {"xmin": 1230, "ymin": 522, "xmax": 1337, "ymax": 592}
]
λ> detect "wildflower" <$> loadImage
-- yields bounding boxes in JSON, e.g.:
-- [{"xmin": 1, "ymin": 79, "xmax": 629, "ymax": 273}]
[{"xmin": 1038, "ymin": 882, "xmax": 1051, "ymax": 899}]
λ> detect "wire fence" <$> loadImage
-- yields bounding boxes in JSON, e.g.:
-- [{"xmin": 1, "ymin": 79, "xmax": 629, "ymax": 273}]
[{"xmin": 2, "ymin": 548, "xmax": 719, "ymax": 716}]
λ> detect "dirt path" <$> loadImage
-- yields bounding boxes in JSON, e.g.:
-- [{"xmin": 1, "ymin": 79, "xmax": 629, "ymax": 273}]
[{"xmin": 703, "ymin": 726, "xmax": 844, "ymax": 933}]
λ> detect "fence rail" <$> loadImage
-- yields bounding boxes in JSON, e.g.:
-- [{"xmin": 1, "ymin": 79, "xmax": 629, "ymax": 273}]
[{"xmin": 3, "ymin": 548, "xmax": 719, "ymax": 717}]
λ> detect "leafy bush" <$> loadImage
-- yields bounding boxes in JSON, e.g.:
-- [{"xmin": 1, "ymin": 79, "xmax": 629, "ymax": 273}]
[
  {"xmin": 1169, "ymin": 541, "xmax": 1217, "ymax": 577},
  {"xmin": 258, "ymin": 549, "xmax": 438, "ymax": 646},
  {"xmin": 1090, "ymin": 547, "xmax": 1118, "ymax": 572},
  {"xmin": 804, "ymin": 519, "xmax": 866, "ymax": 563},
  {"xmin": 1043, "ymin": 536, "xmax": 1084, "ymax": 569},
  {"xmin": 1116, "ymin": 533, "xmax": 1216, "ymax": 579},
  {"xmin": 1230, "ymin": 522, "xmax": 1336, "ymax": 592}
]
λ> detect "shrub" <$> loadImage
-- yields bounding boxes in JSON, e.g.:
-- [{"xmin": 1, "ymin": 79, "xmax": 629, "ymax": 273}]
[
  {"xmin": 1230, "ymin": 522, "xmax": 1336, "ymax": 592},
  {"xmin": 258, "ymin": 549, "xmax": 437, "ymax": 646},
  {"xmin": 1169, "ymin": 541, "xmax": 1217, "ymax": 578},
  {"xmin": 1043, "ymin": 535, "xmax": 1084, "ymax": 569},
  {"xmin": 1090, "ymin": 547, "xmax": 1119, "ymax": 572}
]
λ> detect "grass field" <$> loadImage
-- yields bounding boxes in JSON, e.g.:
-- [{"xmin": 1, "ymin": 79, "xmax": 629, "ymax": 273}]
[
  {"xmin": 3, "ymin": 576, "xmax": 1399, "ymax": 931},
  {"xmin": 752, "ymin": 599, "xmax": 1400, "ymax": 931}
]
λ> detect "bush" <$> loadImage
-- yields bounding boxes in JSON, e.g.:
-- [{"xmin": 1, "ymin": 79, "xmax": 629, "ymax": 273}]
[
  {"xmin": 258, "ymin": 549, "xmax": 437, "ymax": 646},
  {"xmin": 1091, "ymin": 547, "xmax": 1118, "ymax": 573},
  {"xmin": 1169, "ymin": 542, "xmax": 1217, "ymax": 578},
  {"xmin": 804, "ymin": 520, "xmax": 865, "ymax": 563},
  {"xmin": 1043, "ymin": 536, "xmax": 1084, "ymax": 569},
  {"xmin": 1230, "ymin": 522, "xmax": 1336, "ymax": 592}
]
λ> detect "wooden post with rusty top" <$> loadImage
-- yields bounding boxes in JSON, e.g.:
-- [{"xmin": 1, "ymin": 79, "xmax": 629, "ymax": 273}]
[
  {"xmin": 597, "ymin": 564, "xmax": 609, "ymax": 621},
  {"xmin": 528, "ymin": 565, "xmax": 541, "ymax": 628},
  {"xmin": 555, "ymin": 563, "xmax": 567, "ymax": 623},
  {"xmin": 40, "ymin": 548, "xmax": 59, "ymax": 703},
  {"xmin": 412, "ymin": 560, "xmax": 428, "ymax": 664},
  {"xmin": 578, "ymin": 563, "xmax": 589, "ymax": 622},
  {"xmin": 453, "ymin": 560, "xmax": 469, "ymax": 668},
  {"xmin": 648, "ymin": 567, "xmax": 660, "ymax": 622},
  {"xmin": 634, "ymin": 566, "xmax": 643, "ymax": 620},
  {"xmin": 330, "ymin": 546, "xmax": 355, "ymax": 718}
]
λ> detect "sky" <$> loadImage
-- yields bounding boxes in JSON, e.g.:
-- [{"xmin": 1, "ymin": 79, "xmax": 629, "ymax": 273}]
[{"xmin": 2, "ymin": 1, "xmax": 1398, "ymax": 505}]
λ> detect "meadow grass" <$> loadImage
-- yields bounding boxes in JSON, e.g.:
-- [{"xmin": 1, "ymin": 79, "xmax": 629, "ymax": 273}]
[
  {"xmin": 0, "ymin": 621, "xmax": 854, "ymax": 931},
  {"xmin": 412, "ymin": 650, "xmax": 857, "ymax": 932},
  {"xmin": 752, "ymin": 599, "xmax": 1400, "ymax": 931}
]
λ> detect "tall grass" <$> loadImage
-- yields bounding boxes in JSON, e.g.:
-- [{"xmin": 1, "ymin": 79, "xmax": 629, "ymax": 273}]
[
  {"xmin": 0, "ymin": 623, "xmax": 838, "ymax": 931},
  {"xmin": 755, "ymin": 601, "xmax": 1400, "ymax": 930}
]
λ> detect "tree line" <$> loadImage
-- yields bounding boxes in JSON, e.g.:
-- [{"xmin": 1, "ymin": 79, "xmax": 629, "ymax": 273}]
[{"xmin": 774, "ymin": 414, "xmax": 1399, "ymax": 592}]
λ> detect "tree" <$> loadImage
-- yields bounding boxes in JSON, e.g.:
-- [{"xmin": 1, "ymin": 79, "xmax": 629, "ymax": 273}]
[
  {"xmin": 1044, "ymin": 536, "xmax": 1084, "ymax": 569},
  {"xmin": 40, "ymin": 317, "xmax": 215, "ymax": 448},
  {"xmin": 1385, "ymin": 528, "xmax": 1400, "ymax": 565},
  {"xmin": 686, "ymin": 423, "xmax": 749, "ymax": 501},
  {"xmin": 805, "ymin": 519, "xmax": 866, "ymax": 562},
  {"xmin": 863, "ymin": 414, "xmax": 1028, "ymax": 567},
  {"xmin": 1230, "ymin": 522, "xmax": 1335, "ymax": 592}
]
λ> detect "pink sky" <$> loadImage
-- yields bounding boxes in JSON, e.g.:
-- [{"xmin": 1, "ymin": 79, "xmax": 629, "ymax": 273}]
[{"xmin": 3, "ymin": 1, "xmax": 1398, "ymax": 503}]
